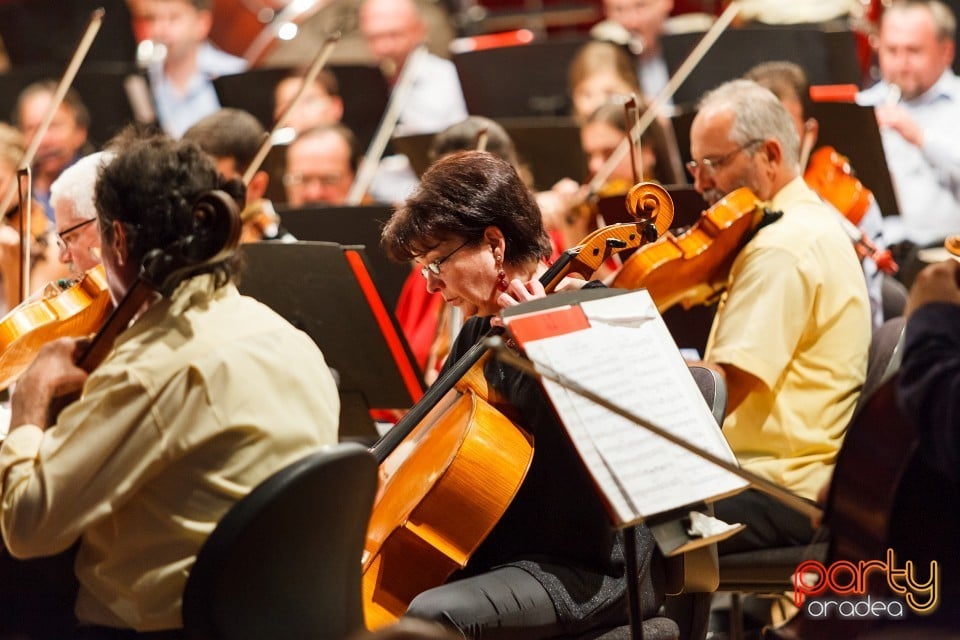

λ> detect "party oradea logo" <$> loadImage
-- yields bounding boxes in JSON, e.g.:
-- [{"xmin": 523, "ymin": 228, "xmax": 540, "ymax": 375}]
[{"xmin": 793, "ymin": 549, "xmax": 939, "ymax": 621}]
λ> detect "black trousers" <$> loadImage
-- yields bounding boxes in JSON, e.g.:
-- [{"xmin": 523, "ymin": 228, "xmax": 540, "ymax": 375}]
[{"xmin": 714, "ymin": 488, "xmax": 820, "ymax": 555}]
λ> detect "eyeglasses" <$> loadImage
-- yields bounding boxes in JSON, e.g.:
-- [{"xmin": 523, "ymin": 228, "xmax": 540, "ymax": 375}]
[
  {"xmin": 685, "ymin": 139, "xmax": 765, "ymax": 176},
  {"xmin": 420, "ymin": 240, "xmax": 470, "ymax": 279},
  {"xmin": 55, "ymin": 218, "xmax": 96, "ymax": 250},
  {"xmin": 282, "ymin": 172, "xmax": 346, "ymax": 188}
]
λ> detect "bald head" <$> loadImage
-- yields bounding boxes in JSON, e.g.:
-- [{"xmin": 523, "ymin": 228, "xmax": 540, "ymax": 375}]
[{"xmin": 359, "ymin": 0, "xmax": 426, "ymax": 75}]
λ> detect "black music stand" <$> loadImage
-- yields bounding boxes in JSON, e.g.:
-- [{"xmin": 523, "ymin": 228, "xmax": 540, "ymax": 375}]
[
  {"xmin": 213, "ymin": 64, "xmax": 390, "ymax": 152},
  {"xmin": 0, "ymin": 0, "xmax": 137, "ymax": 67},
  {"xmin": 275, "ymin": 204, "xmax": 407, "ymax": 311},
  {"xmin": 0, "ymin": 64, "xmax": 152, "ymax": 148},
  {"xmin": 392, "ymin": 116, "xmax": 588, "ymax": 192},
  {"xmin": 237, "ymin": 241, "xmax": 423, "ymax": 442},
  {"xmin": 809, "ymin": 101, "xmax": 900, "ymax": 217},
  {"xmin": 662, "ymin": 25, "xmax": 861, "ymax": 110},
  {"xmin": 452, "ymin": 37, "xmax": 590, "ymax": 118}
]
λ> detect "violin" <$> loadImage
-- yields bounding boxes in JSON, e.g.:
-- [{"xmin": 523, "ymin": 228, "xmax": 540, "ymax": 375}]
[
  {"xmin": 610, "ymin": 187, "xmax": 781, "ymax": 311},
  {"xmin": 804, "ymin": 146, "xmax": 898, "ymax": 275},
  {"xmin": 362, "ymin": 183, "xmax": 674, "ymax": 629},
  {"xmin": 0, "ymin": 264, "xmax": 112, "ymax": 391},
  {"xmin": 946, "ymin": 235, "xmax": 960, "ymax": 258}
]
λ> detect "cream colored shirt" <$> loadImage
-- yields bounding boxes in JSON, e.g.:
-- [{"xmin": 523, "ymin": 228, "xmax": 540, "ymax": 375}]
[
  {"xmin": 706, "ymin": 177, "xmax": 871, "ymax": 500},
  {"xmin": 0, "ymin": 275, "xmax": 339, "ymax": 631}
]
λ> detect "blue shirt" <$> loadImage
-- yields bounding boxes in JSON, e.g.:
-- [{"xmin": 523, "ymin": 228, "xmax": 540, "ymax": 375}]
[
  {"xmin": 148, "ymin": 42, "xmax": 247, "ymax": 139},
  {"xmin": 858, "ymin": 71, "xmax": 960, "ymax": 246}
]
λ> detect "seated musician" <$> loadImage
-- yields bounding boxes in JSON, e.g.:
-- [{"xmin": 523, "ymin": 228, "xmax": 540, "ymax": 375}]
[
  {"xmin": 745, "ymin": 60, "xmax": 889, "ymax": 328},
  {"xmin": 282, "ymin": 123, "xmax": 360, "ymax": 207},
  {"xmin": 0, "ymin": 123, "xmax": 69, "ymax": 312},
  {"xmin": 684, "ymin": 80, "xmax": 872, "ymax": 553},
  {"xmin": 0, "ymin": 132, "xmax": 339, "ymax": 638},
  {"xmin": 49, "ymin": 150, "xmax": 114, "ymax": 276},
  {"xmin": 567, "ymin": 40, "xmax": 642, "ymax": 124},
  {"xmin": 379, "ymin": 150, "xmax": 664, "ymax": 638},
  {"xmin": 183, "ymin": 107, "xmax": 293, "ymax": 242}
]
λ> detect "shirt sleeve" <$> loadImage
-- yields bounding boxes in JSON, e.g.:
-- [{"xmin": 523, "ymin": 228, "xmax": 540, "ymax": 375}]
[
  {"xmin": 0, "ymin": 368, "xmax": 162, "ymax": 558},
  {"xmin": 707, "ymin": 245, "xmax": 815, "ymax": 390}
]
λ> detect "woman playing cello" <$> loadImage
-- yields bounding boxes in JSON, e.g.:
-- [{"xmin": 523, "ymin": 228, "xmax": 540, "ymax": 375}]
[{"xmin": 378, "ymin": 151, "xmax": 664, "ymax": 638}]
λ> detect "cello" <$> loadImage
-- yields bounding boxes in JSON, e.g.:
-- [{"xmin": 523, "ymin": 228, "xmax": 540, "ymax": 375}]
[{"xmin": 362, "ymin": 182, "xmax": 675, "ymax": 629}]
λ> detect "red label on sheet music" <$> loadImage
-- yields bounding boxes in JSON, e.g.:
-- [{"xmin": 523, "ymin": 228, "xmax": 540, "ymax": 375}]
[{"xmin": 505, "ymin": 305, "xmax": 591, "ymax": 345}]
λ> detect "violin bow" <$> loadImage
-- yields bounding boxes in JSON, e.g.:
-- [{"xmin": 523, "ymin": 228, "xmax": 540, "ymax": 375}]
[
  {"xmin": 15, "ymin": 168, "xmax": 31, "ymax": 303},
  {"xmin": 1, "ymin": 8, "xmax": 104, "ymax": 306},
  {"xmin": 0, "ymin": 9, "xmax": 104, "ymax": 217},
  {"xmin": 491, "ymin": 339, "xmax": 823, "ymax": 521},
  {"xmin": 242, "ymin": 33, "xmax": 341, "ymax": 188},
  {"xmin": 587, "ymin": 0, "xmax": 742, "ymax": 198},
  {"xmin": 346, "ymin": 44, "xmax": 429, "ymax": 205}
]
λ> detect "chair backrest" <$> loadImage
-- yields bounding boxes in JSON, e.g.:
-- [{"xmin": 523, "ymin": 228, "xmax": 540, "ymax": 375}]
[
  {"xmin": 182, "ymin": 442, "xmax": 378, "ymax": 640},
  {"xmin": 881, "ymin": 274, "xmax": 909, "ymax": 322},
  {"xmin": 688, "ymin": 364, "xmax": 727, "ymax": 428},
  {"xmin": 854, "ymin": 316, "xmax": 906, "ymax": 421}
]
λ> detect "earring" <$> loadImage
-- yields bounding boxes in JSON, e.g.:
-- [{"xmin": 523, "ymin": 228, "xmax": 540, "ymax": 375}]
[{"xmin": 495, "ymin": 252, "xmax": 508, "ymax": 292}]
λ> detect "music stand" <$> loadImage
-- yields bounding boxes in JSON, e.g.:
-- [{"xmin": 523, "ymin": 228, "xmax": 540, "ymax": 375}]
[
  {"xmin": 392, "ymin": 116, "xmax": 587, "ymax": 192},
  {"xmin": 237, "ymin": 241, "xmax": 423, "ymax": 442},
  {"xmin": 214, "ymin": 64, "xmax": 390, "ymax": 152},
  {"xmin": 275, "ymin": 204, "xmax": 407, "ymax": 311},
  {"xmin": 452, "ymin": 37, "xmax": 590, "ymax": 118},
  {"xmin": 0, "ymin": 0, "xmax": 137, "ymax": 67},
  {"xmin": 661, "ymin": 25, "xmax": 861, "ymax": 110},
  {"xmin": 808, "ymin": 101, "xmax": 900, "ymax": 216},
  {"xmin": 0, "ymin": 64, "xmax": 152, "ymax": 148}
]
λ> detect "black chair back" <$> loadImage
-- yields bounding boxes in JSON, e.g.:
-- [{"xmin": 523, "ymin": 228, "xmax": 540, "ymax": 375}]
[{"xmin": 183, "ymin": 443, "xmax": 377, "ymax": 640}]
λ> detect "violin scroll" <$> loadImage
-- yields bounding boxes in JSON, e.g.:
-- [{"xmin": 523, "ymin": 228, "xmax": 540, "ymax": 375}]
[
  {"xmin": 624, "ymin": 181, "xmax": 674, "ymax": 241},
  {"xmin": 946, "ymin": 235, "xmax": 960, "ymax": 258}
]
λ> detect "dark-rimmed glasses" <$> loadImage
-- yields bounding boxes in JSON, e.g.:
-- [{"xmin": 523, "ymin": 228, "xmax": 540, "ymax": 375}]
[
  {"xmin": 55, "ymin": 218, "xmax": 97, "ymax": 250},
  {"xmin": 420, "ymin": 240, "xmax": 470, "ymax": 279},
  {"xmin": 686, "ymin": 139, "xmax": 765, "ymax": 176}
]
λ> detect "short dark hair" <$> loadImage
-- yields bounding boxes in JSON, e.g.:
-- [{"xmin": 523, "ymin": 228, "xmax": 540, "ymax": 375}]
[
  {"xmin": 291, "ymin": 123, "xmax": 360, "ymax": 174},
  {"xmin": 381, "ymin": 151, "xmax": 551, "ymax": 264},
  {"xmin": 13, "ymin": 80, "xmax": 91, "ymax": 130},
  {"xmin": 95, "ymin": 131, "xmax": 238, "ymax": 285},
  {"xmin": 183, "ymin": 108, "xmax": 266, "ymax": 174}
]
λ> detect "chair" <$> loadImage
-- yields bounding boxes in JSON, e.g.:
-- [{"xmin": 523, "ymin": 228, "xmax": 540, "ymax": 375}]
[
  {"xmin": 881, "ymin": 274, "xmax": 909, "ymax": 322},
  {"xmin": 715, "ymin": 317, "xmax": 907, "ymax": 639},
  {"xmin": 182, "ymin": 443, "xmax": 378, "ymax": 640}
]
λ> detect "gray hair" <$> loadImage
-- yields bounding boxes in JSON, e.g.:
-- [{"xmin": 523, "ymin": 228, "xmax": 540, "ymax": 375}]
[
  {"xmin": 50, "ymin": 150, "xmax": 115, "ymax": 220},
  {"xmin": 697, "ymin": 79, "xmax": 800, "ymax": 172}
]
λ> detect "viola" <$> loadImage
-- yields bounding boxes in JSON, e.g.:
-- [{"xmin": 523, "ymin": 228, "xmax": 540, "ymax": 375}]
[
  {"xmin": 361, "ymin": 183, "xmax": 674, "ymax": 630},
  {"xmin": 0, "ymin": 264, "xmax": 112, "ymax": 392},
  {"xmin": 610, "ymin": 187, "xmax": 780, "ymax": 311},
  {"xmin": 803, "ymin": 146, "xmax": 898, "ymax": 275}
]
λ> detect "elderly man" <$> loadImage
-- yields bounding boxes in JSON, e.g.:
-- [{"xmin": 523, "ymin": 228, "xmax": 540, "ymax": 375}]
[{"xmin": 687, "ymin": 79, "xmax": 872, "ymax": 553}]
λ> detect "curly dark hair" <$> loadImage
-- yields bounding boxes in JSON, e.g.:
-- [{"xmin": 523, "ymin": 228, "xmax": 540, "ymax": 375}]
[
  {"xmin": 381, "ymin": 150, "xmax": 551, "ymax": 264},
  {"xmin": 95, "ymin": 132, "xmax": 242, "ymax": 287}
]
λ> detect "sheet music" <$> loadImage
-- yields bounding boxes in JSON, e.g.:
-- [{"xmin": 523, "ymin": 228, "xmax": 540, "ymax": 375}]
[{"xmin": 506, "ymin": 290, "xmax": 747, "ymax": 525}]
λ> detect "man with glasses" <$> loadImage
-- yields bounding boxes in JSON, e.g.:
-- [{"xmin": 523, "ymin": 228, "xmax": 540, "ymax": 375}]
[
  {"xmin": 49, "ymin": 151, "xmax": 114, "ymax": 277},
  {"xmin": 282, "ymin": 123, "xmax": 359, "ymax": 207},
  {"xmin": 687, "ymin": 80, "xmax": 871, "ymax": 555}
]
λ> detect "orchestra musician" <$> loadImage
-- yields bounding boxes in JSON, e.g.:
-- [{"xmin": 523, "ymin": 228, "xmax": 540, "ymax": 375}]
[
  {"xmin": 13, "ymin": 82, "xmax": 95, "ymax": 221},
  {"xmin": 0, "ymin": 131, "xmax": 339, "ymax": 638},
  {"xmin": 380, "ymin": 151, "xmax": 665, "ymax": 639},
  {"xmin": 685, "ymin": 79, "xmax": 872, "ymax": 554},
  {"xmin": 0, "ymin": 123, "xmax": 69, "ymax": 313},
  {"xmin": 272, "ymin": 67, "xmax": 344, "ymax": 134},
  {"xmin": 856, "ymin": 0, "xmax": 960, "ymax": 262},
  {"xmin": 745, "ymin": 60, "xmax": 890, "ymax": 328},
  {"xmin": 49, "ymin": 150, "xmax": 114, "ymax": 276},
  {"xmin": 282, "ymin": 123, "xmax": 360, "ymax": 207},
  {"xmin": 567, "ymin": 40, "xmax": 643, "ymax": 123},
  {"xmin": 141, "ymin": 0, "xmax": 247, "ymax": 138},
  {"xmin": 183, "ymin": 107, "xmax": 293, "ymax": 242}
]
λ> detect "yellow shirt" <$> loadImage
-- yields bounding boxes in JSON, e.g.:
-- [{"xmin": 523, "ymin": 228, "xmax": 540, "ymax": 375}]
[
  {"xmin": 0, "ymin": 275, "xmax": 339, "ymax": 631},
  {"xmin": 705, "ymin": 177, "xmax": 871, "ymax": 500}
]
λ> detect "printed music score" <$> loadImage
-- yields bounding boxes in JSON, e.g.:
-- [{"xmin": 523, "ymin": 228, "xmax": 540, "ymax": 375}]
[{"xmin": 503, "ymin": 290, "xmax": 748, "ymax": 530}]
